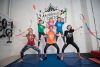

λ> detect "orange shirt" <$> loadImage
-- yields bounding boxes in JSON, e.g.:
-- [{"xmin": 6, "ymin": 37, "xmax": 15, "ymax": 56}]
[{"xmin": 47, "ymin": 31, "xmax": 56, "ymax": 44}]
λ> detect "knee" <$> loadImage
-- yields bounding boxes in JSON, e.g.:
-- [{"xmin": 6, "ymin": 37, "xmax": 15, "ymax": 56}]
[{"xmin": 37, "ymin": 49, "xmax": 40, "ymax": 52}]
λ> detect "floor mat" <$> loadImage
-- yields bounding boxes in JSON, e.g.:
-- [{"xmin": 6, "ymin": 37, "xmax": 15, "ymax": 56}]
[{"xmin": 5, "ymin": 53, "xmax": 100, "ymax": 67}]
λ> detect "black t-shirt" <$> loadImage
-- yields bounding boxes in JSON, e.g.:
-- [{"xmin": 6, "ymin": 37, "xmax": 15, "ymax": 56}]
[{"xmin": 64, "ymin": 29, "xmax": 74, "ymax": 43}]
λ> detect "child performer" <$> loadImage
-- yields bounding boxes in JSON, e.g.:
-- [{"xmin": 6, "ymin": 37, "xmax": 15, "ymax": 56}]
[
  {"xmin": 43, "ymin": 26, "xmax": 60, "ymax": 60},
  {"xmin": 20, "ymin": 28, "xmax": 42, "ymax": 61},
  {"xmin": 47, "ymin": 17, "xmax": 55, "ymax": 27},
  {"xmin": 55, "ymin": 17, "xmax": 65, "ymax": 42},
  {"xmin": 38, "ymin": 18, "xmax": 46, "ymax": 46},
  {"xmin": 61, "ymin": 25, "xmax": 82, "ymax": 60}
]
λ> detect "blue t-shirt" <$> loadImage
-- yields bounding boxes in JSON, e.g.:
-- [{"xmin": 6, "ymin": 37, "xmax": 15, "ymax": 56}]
[{"xmin": 55, "ymin": 21, "xmax": 64, "ymax": 33}]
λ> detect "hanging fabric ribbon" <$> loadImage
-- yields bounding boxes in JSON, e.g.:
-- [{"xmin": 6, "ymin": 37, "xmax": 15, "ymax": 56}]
[{"xmin": 81, "ymin": 14, "xmax": 100, "ymax": 40}]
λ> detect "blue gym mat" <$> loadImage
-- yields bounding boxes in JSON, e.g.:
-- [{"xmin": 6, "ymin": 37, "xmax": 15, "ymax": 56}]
[{"xmin": 5, "ymin": 53, "xmax": 100, "ymax": 67}]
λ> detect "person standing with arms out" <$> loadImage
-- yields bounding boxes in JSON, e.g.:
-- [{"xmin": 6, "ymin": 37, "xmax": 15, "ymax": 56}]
[
  {"xmin": 61, "ymin": 25, "xmax": 82, "ymax": 60},
  {"xmin": 38, "ymin": 18, "xmax": 46, "ymax": 46},
  {"xmin": 55, "ymin": 17, "xmax": 65, "ymax": 43},
  {"xmin": 43, "ymin": 26, "xmax": 60, "ymax": 60},
  {"xmin": 20, "ymin": 28, "xmax": 42, "ymax": 61}
]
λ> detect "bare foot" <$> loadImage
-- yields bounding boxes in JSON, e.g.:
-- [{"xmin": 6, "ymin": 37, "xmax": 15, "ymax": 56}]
[
  {"xmin": 40, "ymin": 57, "xmax": 43, "ymax": 61},
  {"xmin": 61, "ymin": 53, "xmax": 64, "ymax": 60},
  {"xmin": 78, "ymin": 53, "xmax": 84, "ymax": 59},
  {"xmin": 18, "ymin": 59, "xmax": 23, "ymax": 62}
]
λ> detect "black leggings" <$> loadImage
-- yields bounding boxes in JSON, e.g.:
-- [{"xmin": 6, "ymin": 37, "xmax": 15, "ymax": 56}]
[
  {"xmin": 44, "ymin": 43, "xmax": 60, "ymax": 54},
  {"xmin": 62, "ymin": 42, "xmax": 80, "ymax": 53},
  {"xmin": 56, "ymin": 36, "xmax": 65, "ymax": 42},
  {"xmin": 38, "ymin": 32, "xmax": 47, "ymax": 46},
  {"xmin": 21, "ymin": 45, "xmax": 41, "ymax": 59},
  {"xmin": 56, "ymin": 32, "xmax": 65, "ymax": 42}
]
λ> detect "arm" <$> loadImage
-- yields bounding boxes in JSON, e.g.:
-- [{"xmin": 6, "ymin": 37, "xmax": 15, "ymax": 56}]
[
  {"xmin": 74, "ymin": 26, "xmax": 82, "ymax": 31},
  {"xmin": 62, "ymin": 22, "xmax": 64, "ymax": 24},
  {"xmin": 33, "ymin": 34, "xmax": 38, "ymax": 41},
  {"xmin": 42, "ymin": 23, "xmax": 45, "ymax": 28},
  {"xmin": 56, "ymin": 33, "xmax": 59, "ymax": 36},
  {"xmin": 23, "ymin": 35, "xmax": 27, "ymax": 37},
  {"xmin": 22, "ymin": 34, "xmax": 28, "ymax": 38},
  {"xmin": 55, "ymin": 22, "xmax": 57, "ymax": 27},
  {"xmin": 44, "ymin": 32, "xmax": 48, "ymax": 38},
  {"xmin": 34, "ymin": 37, "xmax": 38, "ymax": 41},
  {"xmin": 16, "ymin": 31, "xmax": 27, "ymax": 37}
]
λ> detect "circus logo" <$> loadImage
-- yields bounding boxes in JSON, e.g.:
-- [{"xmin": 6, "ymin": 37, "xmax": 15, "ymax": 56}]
[{"xmin": 36, "ymin": 3, "xmax": 67, "ymax": 25}]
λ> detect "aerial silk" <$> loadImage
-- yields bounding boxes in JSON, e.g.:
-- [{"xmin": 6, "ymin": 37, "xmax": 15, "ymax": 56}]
[{"xmin": 81, "ymin": 14, "xmax": 100, "ymax": 40}]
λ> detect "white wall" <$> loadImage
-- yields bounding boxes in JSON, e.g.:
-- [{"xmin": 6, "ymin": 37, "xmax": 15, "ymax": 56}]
[
  {"xmin": 0, "ymin": 0, "xmax": 9, "ymax": 15},
  {"xmin": 0, "ymin": 0, "xmax": 13, "ymax": 61},
  {"xmin": 85, "ymin": 0, "xmax": 100, "ymax": 50},
  {"xmin": 91, "ymin": 0, "xmax": 100, "ymax": 50},
  {"xmin": 0, "ymin": 0, "xmax": 100, "ymax": 62}
]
